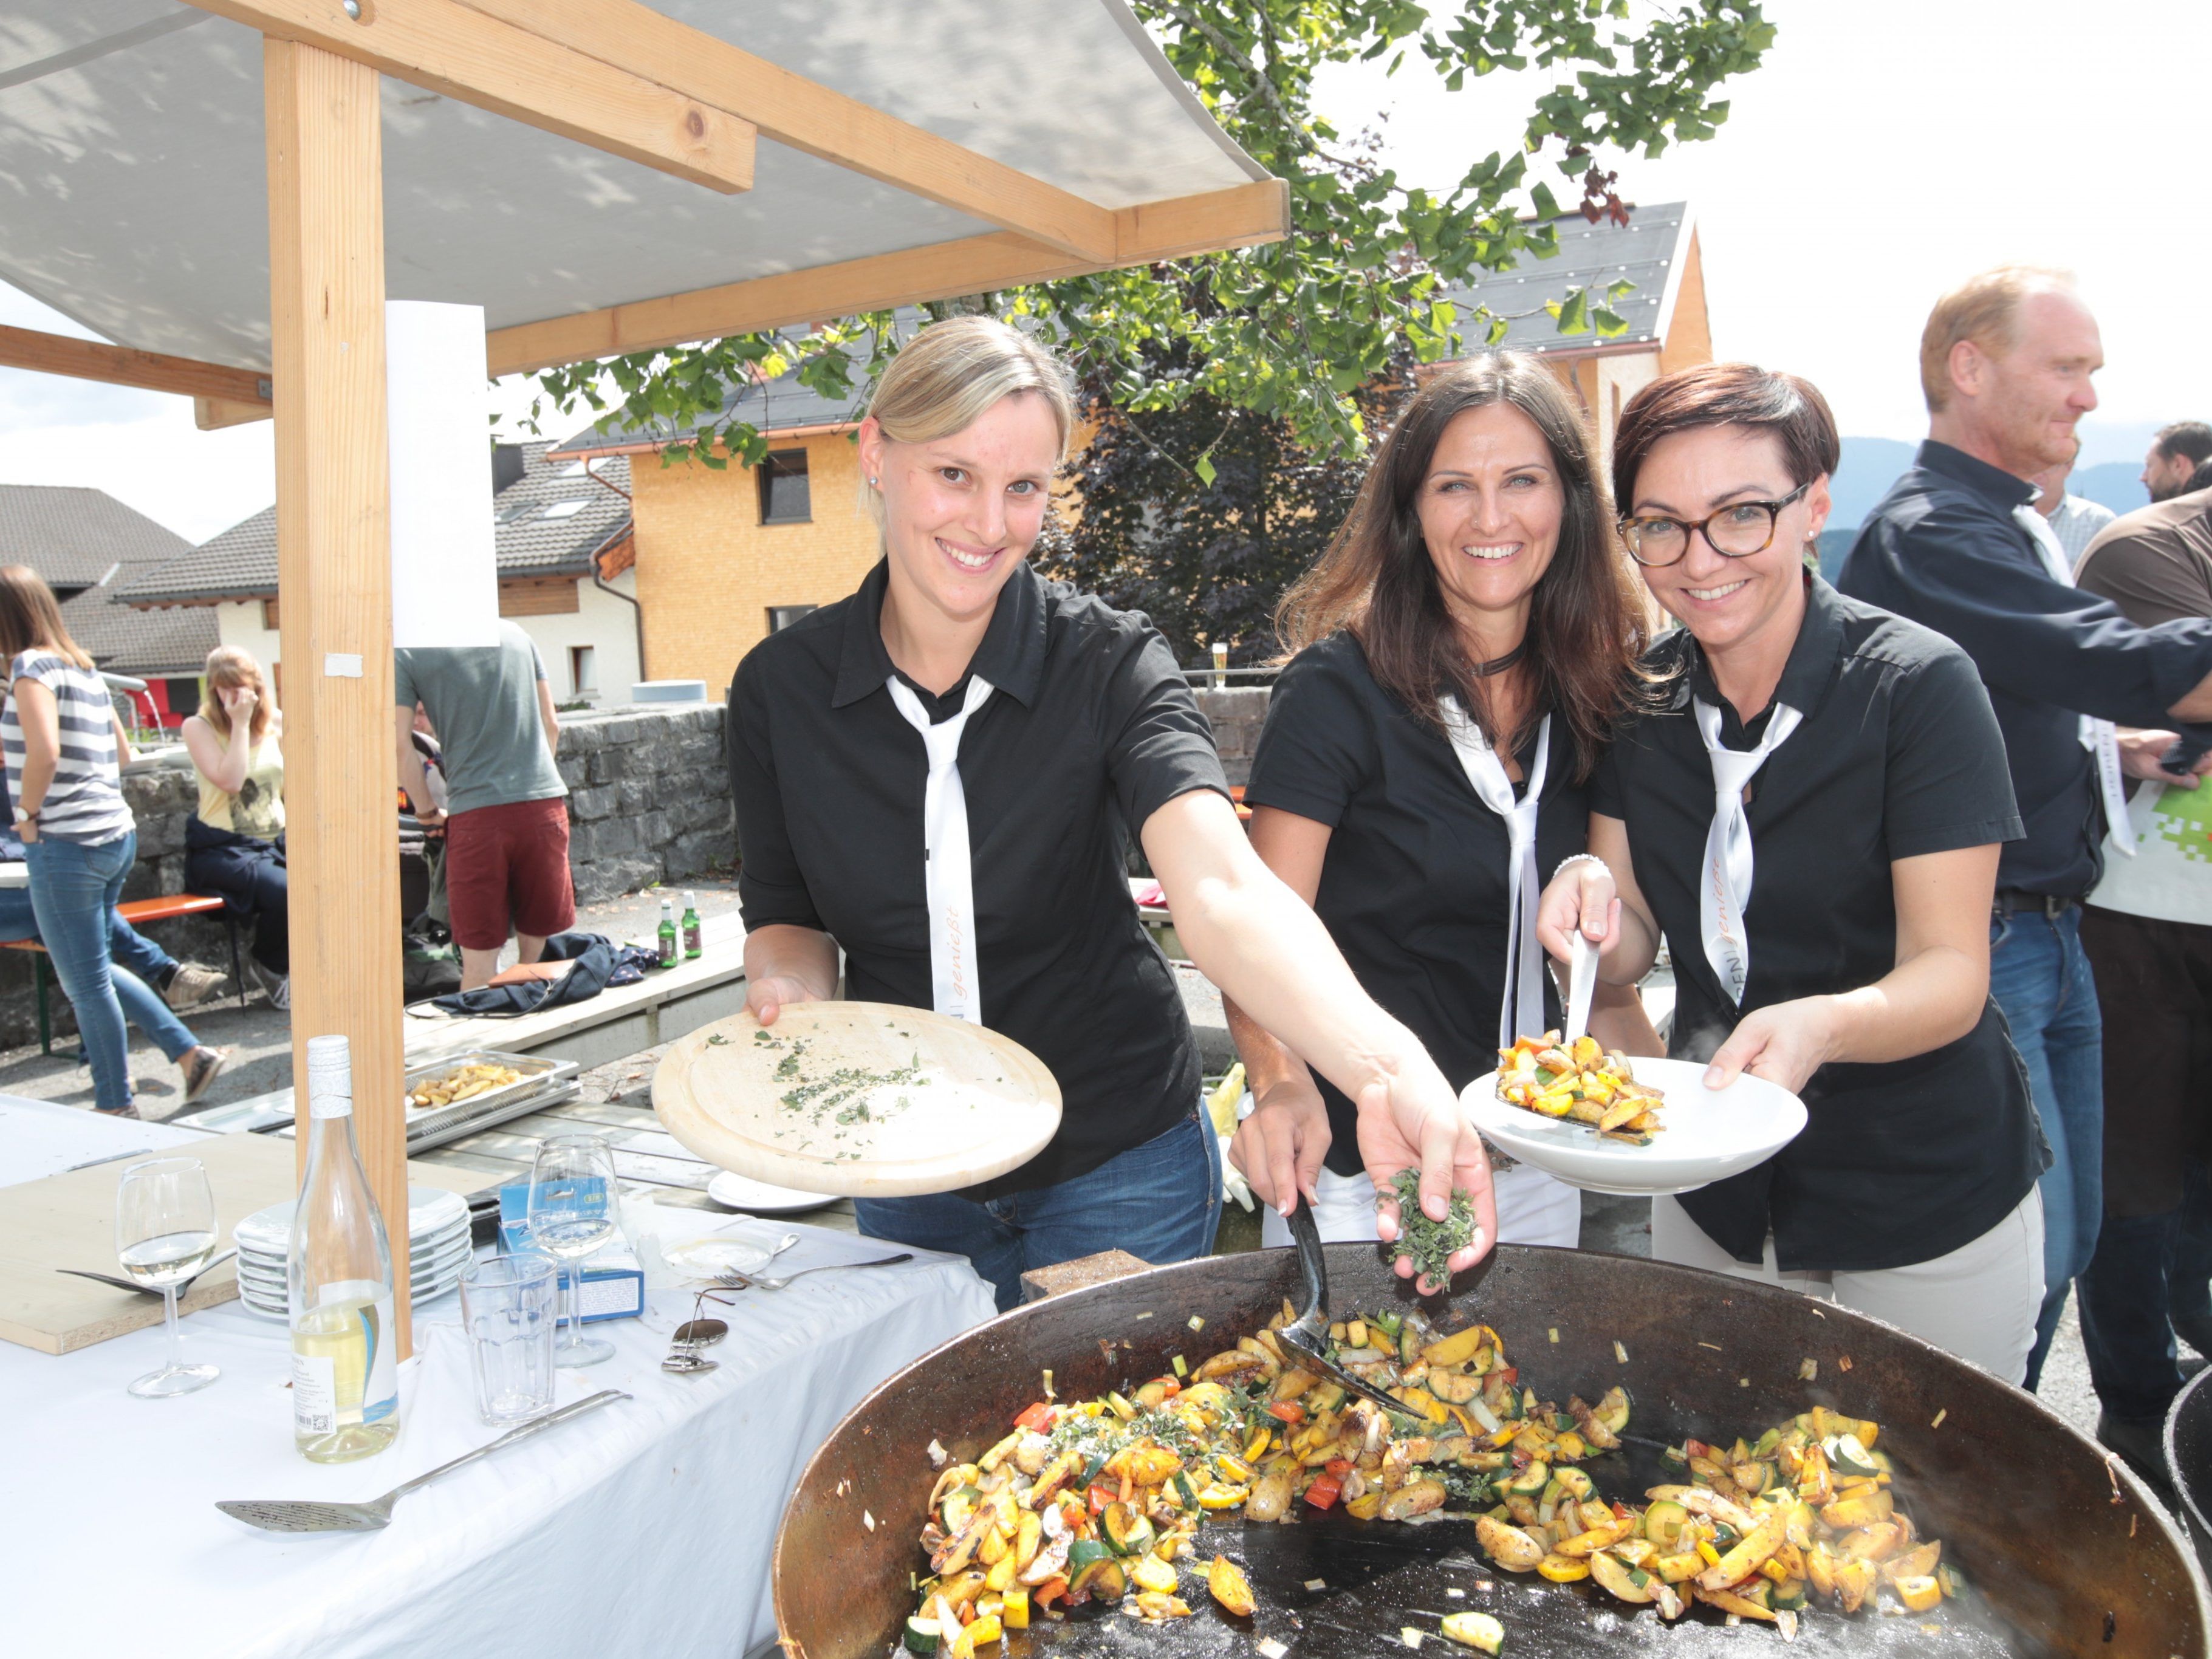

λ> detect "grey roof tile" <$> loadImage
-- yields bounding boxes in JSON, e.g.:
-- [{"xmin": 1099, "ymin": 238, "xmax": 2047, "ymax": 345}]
[
  {"xmin": 117, "ymin": 443, "xmax": 632, "ymax": 606},
  {"xmin": 0, "ymin": 484, "xmax": 215, "ymax": 674},
  {"xmin": 1440, "ymin": 203, "xmax": 1693, "ymax": 355}
]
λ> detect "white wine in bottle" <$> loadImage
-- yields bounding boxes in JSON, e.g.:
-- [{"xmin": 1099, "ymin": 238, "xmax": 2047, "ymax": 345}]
[{"xmin": 289, "ymin": 1034, "xmax": 400, "ymax": 1463}]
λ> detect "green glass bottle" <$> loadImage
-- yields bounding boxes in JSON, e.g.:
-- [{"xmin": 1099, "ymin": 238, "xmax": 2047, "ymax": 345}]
[
  {"xmin": 657, "ymin": 897, "xmax": 679, "ymax": 969},
  {"xmin": 682, "ymin": 892, "xmax": 702, "ymax": 959}
]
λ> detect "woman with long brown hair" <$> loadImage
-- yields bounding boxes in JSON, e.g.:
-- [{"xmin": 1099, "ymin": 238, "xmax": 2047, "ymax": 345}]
[
  {"xmin": 1227, "ymin": 353, "xmax": 1657, "ymax": 1246},
  {"xmin": 0, "ymin": 565, "xmax": 182, "ymax": 1113},
  {"xmin": 181, "ymin": 645, "xmax": 290, "ymax": 1007}
]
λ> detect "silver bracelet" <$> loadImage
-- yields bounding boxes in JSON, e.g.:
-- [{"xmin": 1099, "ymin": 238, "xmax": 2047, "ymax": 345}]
[{"xmin": 1552, "ymin": 853, "xmax": 1609, "ymax": 881}]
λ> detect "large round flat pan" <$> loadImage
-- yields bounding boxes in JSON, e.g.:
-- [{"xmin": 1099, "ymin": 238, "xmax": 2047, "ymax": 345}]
[
  {"xmin": 775, "ymin": 1243, "xmax": 2209, "ymax": 1659},
  {"xmin": 654, "ymin": 1002, "xmax": 1061, "ymax": 1197}
]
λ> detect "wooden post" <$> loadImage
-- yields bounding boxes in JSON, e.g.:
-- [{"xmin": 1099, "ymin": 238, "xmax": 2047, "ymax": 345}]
[{"xmin": 264, "ymin": 37, "xmax": 411, "ymax": 1346}]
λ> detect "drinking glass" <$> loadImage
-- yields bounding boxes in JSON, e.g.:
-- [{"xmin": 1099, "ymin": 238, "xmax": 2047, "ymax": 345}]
[
  {"xmin": 527, "ymin": 1135, "xmax": 618, "ymax": 1367},
  {"xmin": 115, "ymin": 1156, "xmax": 221, "ymax": 1398},
  {"xmin": 459, "ymin": 1251, "xmax": 559, "ymax": 1421}
]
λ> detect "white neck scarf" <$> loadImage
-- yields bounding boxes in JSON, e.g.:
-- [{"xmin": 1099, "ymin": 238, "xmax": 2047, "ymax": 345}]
[
  {"xmin": 2013, "ymin": 503, "xmax": 2135, "ymax": 859},
  {"xmin": 1441, "ymin": 700, "xmax": 1552, "ymax": 1050},
  {"xmin": 1693, "ymin": 696, "xmax": 1803, "ymax": 1004},
  {"xmin": 885, "ymin": 673, "xmax": 995, "ymax": 1024}
]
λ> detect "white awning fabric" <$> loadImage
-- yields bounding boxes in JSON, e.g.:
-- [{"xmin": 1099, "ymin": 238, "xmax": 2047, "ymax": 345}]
[{"xmin": 0, "ymin": 0, "xmax": 1267, "ymax": 369}]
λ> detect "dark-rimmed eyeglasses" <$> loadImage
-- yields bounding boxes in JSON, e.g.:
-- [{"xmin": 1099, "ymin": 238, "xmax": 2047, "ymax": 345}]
[{"xmin": 1618, "ymin": 481, "xmax": 1813, "ymax": 567}]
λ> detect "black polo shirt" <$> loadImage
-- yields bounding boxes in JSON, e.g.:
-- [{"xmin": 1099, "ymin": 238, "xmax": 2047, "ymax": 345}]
[
  {"xmin": 726, "ymin": 559, "xmax": 1230, "ymax": 1198},
  {"xmin": 1839, "ymin": 439, "xmax": 2212, "ymax": 898},
  {"xmin": 1245, "ymin": 632, "xmax": 1588, "ymax": 1177},
  {"xmin": 1591, "ymin": 576, "xmax": 2047, "ymax": 1271}
]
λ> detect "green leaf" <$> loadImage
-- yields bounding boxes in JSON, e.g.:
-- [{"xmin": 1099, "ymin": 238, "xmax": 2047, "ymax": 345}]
[
  {"xmin": 1553, "ymin": 287, "xmax": 1591, "ymax": 335},
  {"xmin": 1194, "ymin": 453, "xmax": 1217, "ymax": 487}
]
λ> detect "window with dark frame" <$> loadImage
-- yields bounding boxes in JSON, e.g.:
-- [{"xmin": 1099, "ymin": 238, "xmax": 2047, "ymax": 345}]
[
  {"xmin": 767, "ymin": 605, "xmax": 819, "ymax": 632},
  {"xmin": 757, "ymin": 448, "xmax": 812, "ymax": 525}
]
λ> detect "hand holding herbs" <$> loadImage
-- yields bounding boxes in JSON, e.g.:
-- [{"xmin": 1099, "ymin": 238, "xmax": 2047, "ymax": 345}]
[{"xmin": 1391, "ymin": 1169, "xmax": 1480, "ymax": 1293}]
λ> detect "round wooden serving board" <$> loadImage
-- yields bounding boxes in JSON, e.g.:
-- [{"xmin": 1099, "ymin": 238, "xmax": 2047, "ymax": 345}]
[{"xmin": 653, "ymin": 1002, "xmax": 1063, "ymax": 1197}]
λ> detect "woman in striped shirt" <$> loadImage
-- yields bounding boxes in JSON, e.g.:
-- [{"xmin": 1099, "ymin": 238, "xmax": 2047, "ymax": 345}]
[{"xmin": 2, "ymin": 566, "xmax": 158, "ymax": 1113}]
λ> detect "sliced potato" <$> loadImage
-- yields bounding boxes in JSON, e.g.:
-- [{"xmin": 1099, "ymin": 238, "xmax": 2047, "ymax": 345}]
[
  {"xmin": 1588, "ymin": 1549, "xmax": 1656, "ymax": 1604},
  {"xmin": 1476, "ymin": 1514, "xmax": 1545, "ymax": 1573},
  {"xmin": 1207, "ymin": 1555, "xmax": 1255, "ymax": 1618}
]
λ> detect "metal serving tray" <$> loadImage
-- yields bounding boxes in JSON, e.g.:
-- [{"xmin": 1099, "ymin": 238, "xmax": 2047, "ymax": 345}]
[
  {"xmin": 405, "ymin": 1079, "xmax": 581, "ymax": 1154},
  {"xmin": 402, "ymin": 1050, "xmax": 579, "ymax": 1139}
]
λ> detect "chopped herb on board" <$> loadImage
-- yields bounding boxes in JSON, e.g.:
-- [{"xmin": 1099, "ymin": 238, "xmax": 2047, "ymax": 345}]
[{"xmin": 1391, "ymin": 1169, "xmax": 1477, "ymax": 1292}]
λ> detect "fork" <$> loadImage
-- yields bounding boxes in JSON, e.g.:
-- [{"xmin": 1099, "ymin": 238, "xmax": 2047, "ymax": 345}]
[{"xmin": 711, "ymin": 1252, "xmax": 913, "ymax": 1291}]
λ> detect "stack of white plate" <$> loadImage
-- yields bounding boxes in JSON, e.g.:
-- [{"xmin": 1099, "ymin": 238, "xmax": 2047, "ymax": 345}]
[{"xmin": 231, "ymin": 1186, "xmax": 474, "ymax": 1320}]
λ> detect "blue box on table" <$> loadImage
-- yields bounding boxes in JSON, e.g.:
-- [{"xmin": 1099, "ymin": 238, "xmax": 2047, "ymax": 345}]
[{"xmin": 496, "ymin": 1180, "xmax": 645, "ymax": 1323}]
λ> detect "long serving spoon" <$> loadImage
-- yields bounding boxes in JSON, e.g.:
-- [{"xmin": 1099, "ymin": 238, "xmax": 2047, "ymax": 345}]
[
  {"xmin": 1275, "ymin": 1197, "xmax": 1421, "ymax": 1418},
  {"xmin": 1563, "ymin": 929, "xmax": 1598, "ymax": 1047},
  {"xmin": 216, "ymin": 1390, "xmax": 631, "ymax": 1533},
  {"xmin": 57, "ymin": 1248, "xmax": 237, "ymax": 1299}
]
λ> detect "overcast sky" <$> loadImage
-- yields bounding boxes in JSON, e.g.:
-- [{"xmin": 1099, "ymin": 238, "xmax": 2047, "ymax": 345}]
[{"xmin": 2, "ymin": 0, "xmax": 2205, "ymax": 544}]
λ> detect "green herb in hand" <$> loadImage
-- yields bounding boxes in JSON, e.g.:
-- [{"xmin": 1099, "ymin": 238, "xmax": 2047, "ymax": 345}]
[{"xmin": 1391, "ymin": 1169, "xmax": 1476, "ymax": 1292}]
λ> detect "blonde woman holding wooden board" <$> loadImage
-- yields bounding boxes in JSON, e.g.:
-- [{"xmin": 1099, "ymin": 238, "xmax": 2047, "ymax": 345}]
[{"xmin": 725, "ymin": 317, "xmax": 1491, "ymax": 1310}]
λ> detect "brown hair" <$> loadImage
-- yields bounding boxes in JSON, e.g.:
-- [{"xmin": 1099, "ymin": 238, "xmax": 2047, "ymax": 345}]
[
  {"xmin": 1611, "ymin": 362, "xmax": 1841, "ymax": 515},
  {"xmin": 0, "ymin": 565, "xmax": 93, "ymax": 671},
  {"xmin": 196, "ymin": 645, "xmax": 274, "ymax": 747},
  {"xmin": 1276, "ymin": 354, "xmax": 1649, "ymax": 774},
  {"xmin": 1918, "ymin": 265, "xmax": 2075, "ymax": 414}
]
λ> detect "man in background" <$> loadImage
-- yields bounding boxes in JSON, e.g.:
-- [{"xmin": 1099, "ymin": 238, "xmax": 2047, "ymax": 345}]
[
  {"xmin": 1838, "ymin": 266, "xmax": 2212, "ymax": 1409},
  {"xmin": 2033, "ymin": 436, "xmax": 2114, "ymax": 566},
  {"xmin": 395, "ymin": 620, "xmax": 572, "ymax": 991},
  {"xmin": 2073, "ymin": 474, "xmax": 2212, "ymax": 1485},
  {"xmin": 2146, "ymin": 421, "xmax": 2212, "ymax": 504}
]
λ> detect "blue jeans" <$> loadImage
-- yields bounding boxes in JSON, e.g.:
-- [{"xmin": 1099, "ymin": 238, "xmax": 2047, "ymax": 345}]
[
  {"xmin": 857, "ymin": 1112, "xmax": 1223, "ymax": 1313},
  {"xmin": 0, "ymin": 881, "xmax": 198, "ymax": 1069},
  {"xmin": 1989, "ymin": 905, "xmax": 2103, "ymax": 1390},
  {"xmin": 21, "ymin": 832, "xmax": 141, "ymax": 1110}
]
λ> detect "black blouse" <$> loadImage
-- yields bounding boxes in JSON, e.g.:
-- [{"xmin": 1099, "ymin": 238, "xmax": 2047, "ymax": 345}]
[
  {"xmin": 1245, "ymin": 632, "xmax": 1590, "ymax": 1177},
  {"xmin": 727, "ymin": 561, "xmax": 1230, "ymax": 1197},
  {"xmin": 1591, "ymin": 576, "xmax": 2047, "ymax": 1271}
]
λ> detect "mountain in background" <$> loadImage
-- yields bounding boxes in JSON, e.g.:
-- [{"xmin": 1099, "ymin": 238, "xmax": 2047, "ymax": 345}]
[{"xmin": 1827, "ymin": 437, "xmax": 2150, "ymax": 536}]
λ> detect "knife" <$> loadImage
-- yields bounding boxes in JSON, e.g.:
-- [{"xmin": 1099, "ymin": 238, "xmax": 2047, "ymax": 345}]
[{"xmin": 1563, "ymin": 930, "xmax": 1598, "ymax": 1046}]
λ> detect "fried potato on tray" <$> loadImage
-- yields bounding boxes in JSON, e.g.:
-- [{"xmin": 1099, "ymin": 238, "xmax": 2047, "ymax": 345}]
[{"xmin": 406, "ymin": 1062, "xmax": 526, "ymax": 1110}]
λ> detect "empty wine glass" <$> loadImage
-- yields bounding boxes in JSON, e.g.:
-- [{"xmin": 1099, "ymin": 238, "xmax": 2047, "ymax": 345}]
[
  {"xmin": 116, "ymin": 1156, "xmax": 221, "ymax": 1398},
  {"xmin": 527, "ymin": 1134, "xmax": 618, "ymax": 1368}
]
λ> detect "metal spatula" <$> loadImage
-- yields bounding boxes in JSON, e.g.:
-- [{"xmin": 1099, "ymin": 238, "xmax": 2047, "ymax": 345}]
[
  {"xmin": 215, "ymin": 1389, "xmax": 629, "ymax": 1533},
  {"xmin": 1563, "ymin": 930, "xmax": 1598, "ymax": 1045},
  {"xmin": 1275, "ymin": 1197, "xmax": 1419, "ymax": 1418}
]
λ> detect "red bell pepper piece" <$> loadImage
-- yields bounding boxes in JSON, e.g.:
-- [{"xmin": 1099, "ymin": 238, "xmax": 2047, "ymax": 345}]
[
  {"xmin": 1014, "ymin": 1401, "xmax": 1055, "ymax": 1434},
  {"xmin": 1303, "ymin": 1474, "xmax": 1343, "ymax": 1510},
  {"xmin": 1267, "ymin": 1401, "xmax": 1306, "ymax": 1426},
  {"xmin": 1156, "ymin": 1377, "xmax": 1180, "ymax": 1399},
  {"xmin": 1034, "ymin": 1576, "xmax": 1070, "ymax": 1609},
  {"xmin": 1497, "ymin": 1366, "xmax": 1518, "ymax": 1386},
  {"xmin": 1087, "ymin": 1480, "xmax": 1117, "ymax": 1516},
  {"xmin": 1324, "ymin": 1458, "xmax": 1354, "ymax": 1477}
]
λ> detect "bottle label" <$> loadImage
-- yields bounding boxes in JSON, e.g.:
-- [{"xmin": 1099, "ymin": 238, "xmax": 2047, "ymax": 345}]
[
  {"xmin": 361, "ymin": 1292, "xmax": 399, "ymax": 1425},
  {"xmin": 683, "ymin": 920, "xmax": 702, "ymax": 954},
  {"xmin": 293, "ymin": 1351, "xmax": 338, "ymax": 1438}
]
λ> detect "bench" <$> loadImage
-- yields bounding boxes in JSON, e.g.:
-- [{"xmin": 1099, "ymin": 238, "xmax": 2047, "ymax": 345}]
[{"xmin": 2, "ymin": 894, "xmax": 244, "ymax": 1055}]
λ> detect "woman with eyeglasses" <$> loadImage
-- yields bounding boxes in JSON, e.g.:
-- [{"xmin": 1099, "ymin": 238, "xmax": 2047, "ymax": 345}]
[{"xmin": 1534, "ymin": 363, "xmax": 2049, "ymax": 1383}]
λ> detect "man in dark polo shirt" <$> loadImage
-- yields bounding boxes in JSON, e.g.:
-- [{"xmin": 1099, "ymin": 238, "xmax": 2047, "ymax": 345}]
[
  {"xmin": 1839, "ymin": 267, "xmax": 2212, "ymax": 1418},
  {"xmin": 2071, "ymin": 482, "xmax": 2212, "ymax": 1480}
]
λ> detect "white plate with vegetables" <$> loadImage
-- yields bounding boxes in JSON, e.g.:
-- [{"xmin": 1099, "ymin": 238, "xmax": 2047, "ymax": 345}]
[
  {"xmin": 1462, "ymin": 1055, "xmax": 1806, "ymax": 1197},
  {"xmin": 654, "ymin": 1002, "xmax": 1062, "ymax": 1197}
]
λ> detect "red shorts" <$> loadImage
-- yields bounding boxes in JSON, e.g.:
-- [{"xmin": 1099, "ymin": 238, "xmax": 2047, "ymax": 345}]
[{"xmin": 444, "ymin": 796, "xmax": 575, "ymax": 951}]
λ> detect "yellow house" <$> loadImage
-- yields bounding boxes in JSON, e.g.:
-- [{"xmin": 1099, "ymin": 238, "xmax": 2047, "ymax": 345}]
[{"xmin": 551, "ymin": 204, "xmax": 1713, "ymax": 697}]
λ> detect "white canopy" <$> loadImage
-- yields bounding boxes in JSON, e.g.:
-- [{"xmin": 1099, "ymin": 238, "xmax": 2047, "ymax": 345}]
[{"xmin": 0, "ymin": 0, "xmax": 1275, "ymax": 375}]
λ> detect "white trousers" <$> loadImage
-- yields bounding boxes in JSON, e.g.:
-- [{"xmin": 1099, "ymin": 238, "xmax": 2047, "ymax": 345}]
[
  {"xmin": 1651, "ymin": 1189, "xmax": 2047, "ymax": 1387},
  {"xmin": 1259, "ymin": 1161, "xmax": 1582, "ymax": 1251}
]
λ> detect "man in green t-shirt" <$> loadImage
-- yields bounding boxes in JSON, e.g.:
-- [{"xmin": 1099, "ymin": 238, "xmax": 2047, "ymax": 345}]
[{"xmin": 394, "ymin": 621, "xmax": 571, "ymax": 990}]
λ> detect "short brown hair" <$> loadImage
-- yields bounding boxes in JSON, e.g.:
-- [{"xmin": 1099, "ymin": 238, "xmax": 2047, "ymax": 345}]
[
  {"xmin": 0, "ymin": 565, "xmax": 92, "ymax": 672},
  {"xmin": 1611, "ymin": 362, "xmax": 1840, "ymax": 515},
  {"xmin": 1277, "ymin": 353, "xmax": 1651, "ymax": 778},
  {"xmin": 1919, "ymin": 265, "xmax": 2075, "ymax": 413}
]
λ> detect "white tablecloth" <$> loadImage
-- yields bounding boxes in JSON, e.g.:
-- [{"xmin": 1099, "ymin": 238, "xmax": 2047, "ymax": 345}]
[
  {"xmin": 0, "ymin": 1094, "xmax": 214, "ymax": 1186},
  {"xmin": 3, "ymin": 1208, "xmax": 996, "ymax": 1658}
]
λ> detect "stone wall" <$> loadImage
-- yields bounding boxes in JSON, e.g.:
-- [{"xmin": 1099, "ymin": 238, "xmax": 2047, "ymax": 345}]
[
  {"xmin": 1191, "ymin": 686, "xmax": 1270, "ymax": 788},
  {"xmin": 0, "ymin": 702, "xmax": 736, "ymax": 1050}
]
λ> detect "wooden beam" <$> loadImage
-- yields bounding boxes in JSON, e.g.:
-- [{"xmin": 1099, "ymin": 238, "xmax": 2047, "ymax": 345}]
[
  {"xmin": 196, "ymin": 395, "xmax": 276, "ymax": 430},
  {"xmin": 193, "ymin": 0, "xmax": 755, "ymax": 194},
  {"xmin": 453, "ymin": 0, "xmax": 1117, "ymax": 261},
  {"xmin": 265, "ymin": 36, "xmax": 413, "ymax": 1342},
  {"xmin": 0, "ymin": 324, "xmax": 270, "ymax": 407},
  {"xmin": 487, "ymin": 178, "xmax": 1290, "ymax": 376}
]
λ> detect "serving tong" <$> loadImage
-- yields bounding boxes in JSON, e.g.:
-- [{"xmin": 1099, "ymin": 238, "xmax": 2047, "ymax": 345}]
[
  {"xmin": 214, "ymin": 1390, "xmax": 629, "ymax": 1533},
  {"xmin": 1276, "ymin": 1197, "xmax": 1424, "ymax": 1418}
]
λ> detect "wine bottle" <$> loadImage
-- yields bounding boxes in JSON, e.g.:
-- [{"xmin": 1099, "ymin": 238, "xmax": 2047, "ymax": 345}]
[
  {"xmin": 681, "ymin": 891, "xmax": 702, "ymax": 959},
  {"xmin": 657, "ymin": 897, "xmax": 679, "ymax": 968},
  {"xmin": 289, "ymin": 1034, "xmax": 400, "ymax": 1463}
]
